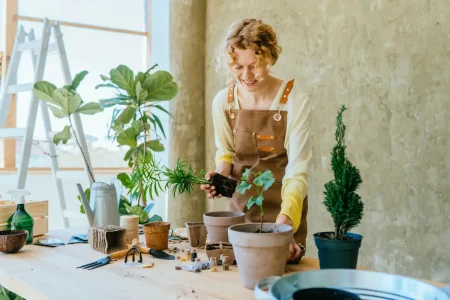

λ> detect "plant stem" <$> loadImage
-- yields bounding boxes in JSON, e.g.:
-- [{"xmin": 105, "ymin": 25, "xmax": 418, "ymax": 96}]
[
  {"xmin": 68, "ymin": 116, "xmax": 95, "ymax": 183},
  {"xmin": 138, "ymin": 108, "xmax": 147, "ymax": 159}
]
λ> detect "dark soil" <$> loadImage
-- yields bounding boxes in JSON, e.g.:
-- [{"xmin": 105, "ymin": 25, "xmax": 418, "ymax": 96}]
[
  {"xmin": 255, "ymin": 229, "xmax": 273, "ymax": 234},
  {"xmin": 205, "ymin": 243, "xmax": 233, "ymax": 250},
  {"xmin": 210, "ymin": 173, "xmax": 237, "ymax": 198},
  {"xmin": 315, "ymin": 232, "xmax": 356, "ymax": 241},
  {"xmin": 293, "ymin": 288, "xmax": 360, "ymax": 300}
]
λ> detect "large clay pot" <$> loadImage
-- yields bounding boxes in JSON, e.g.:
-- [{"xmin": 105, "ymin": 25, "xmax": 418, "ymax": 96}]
[
  {"xmin": 228, "ymin": 223, "xmax": 293, "ymax": 290},
  {"xmin": 142, "ymin": 222, "xmax": 170, "ymax": 250},
  {"xmin": 203, "ymin": 211, "xmax": 245, "ymax": 243}
]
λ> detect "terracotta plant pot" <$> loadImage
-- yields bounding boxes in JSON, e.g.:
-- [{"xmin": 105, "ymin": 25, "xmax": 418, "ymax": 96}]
[
  {"xmin": 0, "ymin": 230, "xmax": 28, "ymax": 254},
  {"xmin": 203, "ymin": 211, "xmax": 245, "ymax": 243},
  {"xmin": 142, "ymin": 222, "xmax": 170, "ymax": 250},
  {"xmin": 185, "ymin": 222, "xmax": 207, "ymax": 247},
  {"xmin": 228, "ymin": 223, "xmax": 293, "ymax": 290}
]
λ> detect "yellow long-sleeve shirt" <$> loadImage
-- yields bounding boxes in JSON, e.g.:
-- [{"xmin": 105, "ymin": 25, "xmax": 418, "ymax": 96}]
[{"xmin": 211, "ymin": 79, "xmax": 312, "ymax": 233}]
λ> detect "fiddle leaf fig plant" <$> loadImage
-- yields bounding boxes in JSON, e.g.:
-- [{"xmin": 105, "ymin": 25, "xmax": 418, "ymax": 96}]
[
  {"xmin": 33, "ymin": 71, "xmax": 103, "ymax": 183},
  {"xmin": 97, "ymin": 64, "xmax": 178, "ymax": 206},
  {"xmin": 236, "ymin": 169, "xmax": 275, "ymax": 233}
]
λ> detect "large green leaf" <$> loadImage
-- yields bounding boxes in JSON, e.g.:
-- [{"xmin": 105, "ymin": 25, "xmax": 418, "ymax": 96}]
[
  {"xmin": 142, "ymin": 70, "xmax": 178, "ymax": 101},
  {"xmin": 117, "ymin": 127, "xmax": 138, "ymax": 147},
  {"xmin": 119, "ymin": 195, "xmax": 131, "ymax": 215},
  {"xmin": 114, "ymin": 106, "xmax": 136, "ymax": 126},
  {"xmin": 117, "ymin": 172, "xmax": 133, "ymax": 189},
  {"xmin": 48, "ymin": 104, "xmax": 68, "ymax": 118},
  {"xmin": 135, "ymin": 72, "xmax": 146, "ymax": 85},
  {"xmin": 53, "ymin": 125, "xmax": 71, "ymax": 145},
  {"xmin": 131, "ymin": 120, "xmax": 144, "ymax": 135},
  {"xmin": 53, "ymin": 88, "xmax": 82, "ymax": 115},
  {"xmin": 71, "ymin": 70, "xmax": 88, "ymax": 91},
  {"xmin": 148, "ymin": 140, "xmax": 164, "ymax": 152},
  {"xmin": 110, "ymin": 65, "xmax": 135, "ymax": 97},
  {"xmin": 236, "ymin": 181, "xmax": 252, "ymax": 194},
  {"xmin": 76, "ymin": 102, "xmax": 103, "ymax": 115},
  {"xmin": 135, "ymin": 81, "xmax": 148, "ymax": 104},
  {"xmin": 33, "ymin": 81, "xmax": 58, "ymax": 105},
  {"xmin": 253, "ymin": 170, "xmax": 275, "ymax": 191},
  {"xmin": 256, "ymin": 195, "xmax": 264, "ymax": 206}
]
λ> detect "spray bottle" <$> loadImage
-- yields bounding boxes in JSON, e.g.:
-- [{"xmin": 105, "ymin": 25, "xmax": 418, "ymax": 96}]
[{"xmin": 7, "ymin": 189, "xmax": 34, "ymax": 245}]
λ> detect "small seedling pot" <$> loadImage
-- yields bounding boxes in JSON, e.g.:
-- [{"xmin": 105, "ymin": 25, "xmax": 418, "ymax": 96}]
[
  {"xmin": 203, "ymin": 211, "xmax": 245, "ymax": 243},
  {"xmin": 228, "ymin": 223, "xmax": 293, "ymax": 290},
  {"xmin": 185, "ymin": 222, "xmax": 207, "ymax": 247},
  {"xmin": 209, "ymin": 173, "xmax": 237, "ymax": 198},
  {"xmin": 142, "ymin": 221, "xmax": 171, "ymax": 250},
  {"xmin": 313, "ymin": 231, "xmax": 363, "ymax": 269}
]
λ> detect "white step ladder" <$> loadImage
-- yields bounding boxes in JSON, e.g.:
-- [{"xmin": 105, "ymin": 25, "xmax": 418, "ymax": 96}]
[{"xmin": 0, "ymin": 18, "xmax": 94, "ymax": 228}]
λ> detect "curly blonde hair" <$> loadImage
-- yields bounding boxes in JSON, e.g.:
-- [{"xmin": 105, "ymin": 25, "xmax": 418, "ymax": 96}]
[{"xmin": 224, "ymin": 18, "xmax": 282, "ymax": 70}]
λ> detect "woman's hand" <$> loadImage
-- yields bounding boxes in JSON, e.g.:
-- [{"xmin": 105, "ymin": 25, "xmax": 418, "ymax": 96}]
[
  {"xmin": 276, "ymin": 214, "xmax": 302, "ymax": 262},
  {"xmin": 200, "ymin": 171, "xmax": 223, "ymax": 199}
]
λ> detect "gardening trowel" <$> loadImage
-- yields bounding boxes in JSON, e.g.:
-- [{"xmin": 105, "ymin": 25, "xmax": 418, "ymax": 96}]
[{"xmin": 127, "ymin": 244, "xmax": 175, "ymax": 260}]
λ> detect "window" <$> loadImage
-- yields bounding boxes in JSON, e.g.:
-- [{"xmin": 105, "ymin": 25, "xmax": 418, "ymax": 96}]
[{"xmin": 1, "ymin": 0, "xmax": 169, "ymax": 170}]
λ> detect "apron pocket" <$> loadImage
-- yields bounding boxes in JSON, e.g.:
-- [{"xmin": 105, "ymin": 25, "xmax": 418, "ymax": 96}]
[{"xmin": 233, "ymin": 129, "xmax": 259, "ymax": 163}]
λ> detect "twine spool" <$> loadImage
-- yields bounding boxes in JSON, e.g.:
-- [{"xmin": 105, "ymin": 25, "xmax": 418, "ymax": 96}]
[{"xmin": 120, "ymin": 215, "xmax": 139, "ymax": 244}]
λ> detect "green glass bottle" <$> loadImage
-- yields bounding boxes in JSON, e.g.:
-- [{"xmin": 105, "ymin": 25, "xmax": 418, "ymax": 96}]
[{"xmin": 7, "ymin": 189, "xmax": 34, "ymax": 245}]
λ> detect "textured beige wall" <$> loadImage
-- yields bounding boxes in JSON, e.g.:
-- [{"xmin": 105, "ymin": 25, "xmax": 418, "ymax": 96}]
[{"xmin": 204, "ymin": 0, "xmax": 450, "ymax": 283}]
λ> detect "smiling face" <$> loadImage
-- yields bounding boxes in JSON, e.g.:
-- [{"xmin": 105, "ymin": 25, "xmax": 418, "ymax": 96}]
[{"xmin": 231, "ymin": 48, "xmax": 270, "ymax": 92}]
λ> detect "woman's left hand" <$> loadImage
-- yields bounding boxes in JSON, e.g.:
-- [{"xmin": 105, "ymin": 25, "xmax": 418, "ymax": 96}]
[{"xmin": 276, "ymin": 214, "xmax": 302, "ymax": 262}]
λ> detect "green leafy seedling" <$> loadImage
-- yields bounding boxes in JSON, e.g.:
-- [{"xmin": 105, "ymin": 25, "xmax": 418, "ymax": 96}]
[{"xmin": 236, "ymin": 168, "xmax": 275, "ymax": 233}]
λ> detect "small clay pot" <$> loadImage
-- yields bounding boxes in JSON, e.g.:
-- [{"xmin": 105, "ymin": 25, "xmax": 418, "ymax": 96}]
[
  {"xmin": 185, "ymin": 222, "xmax": 207, "ymax": 247},
  {"xmin": 142, "ymin": 222, "xmax": 170, "ymax": 250},
  {"xmin": 0, "ymin": 230, "xmax": 28, "ymax": 254},
  {"xmin": 203, "ymin": 211, "xmax": 246, "ymax": 243}
]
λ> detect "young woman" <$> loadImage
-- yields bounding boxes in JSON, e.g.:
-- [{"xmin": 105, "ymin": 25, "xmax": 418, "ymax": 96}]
[{"xmin": 201, "ymin": 18, "xmax": 312, "ymax": 263}]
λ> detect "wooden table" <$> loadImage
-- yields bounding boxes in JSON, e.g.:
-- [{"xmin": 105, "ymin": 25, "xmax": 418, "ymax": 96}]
[{"xmin": 0, "ymin": 228, "xmax": 446, "ymax": 300}]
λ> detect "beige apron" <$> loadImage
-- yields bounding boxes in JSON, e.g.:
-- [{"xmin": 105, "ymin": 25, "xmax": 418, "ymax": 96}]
[{"xmin": 225, "ymin": 79, "xmax": 308, "ymax": 248}]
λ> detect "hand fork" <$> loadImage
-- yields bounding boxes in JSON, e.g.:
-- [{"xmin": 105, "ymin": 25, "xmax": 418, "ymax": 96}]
[{"xmin": 77, "ymin": 248, "xmax": 129, "ymax": 270}]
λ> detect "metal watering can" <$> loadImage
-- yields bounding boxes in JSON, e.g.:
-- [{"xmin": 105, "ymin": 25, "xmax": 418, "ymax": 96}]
[{"xmin": 76, "ymin": 179, "xmax": 123, "ymax": 227}]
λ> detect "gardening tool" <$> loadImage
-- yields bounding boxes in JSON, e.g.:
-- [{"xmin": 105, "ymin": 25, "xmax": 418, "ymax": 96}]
[
  {"xmin": 77, "ymin": 180, "xmax": 122, "ymax": 227},
  {"xmin": 77, "ymin": 248, "xmax": 129, "ymax": 270},
  {"xmin": 128, "ymin": 243, "xmax": 175, "ymax": 260},
  {"xmin": 124, "ymin": 239, "xmax": 143, "ymax": 263}
]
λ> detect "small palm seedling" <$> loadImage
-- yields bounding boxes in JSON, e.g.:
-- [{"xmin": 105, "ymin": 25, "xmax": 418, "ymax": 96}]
[{"xmin": 236, "ymin": 168, "xmax": 275, "ymax": 233}]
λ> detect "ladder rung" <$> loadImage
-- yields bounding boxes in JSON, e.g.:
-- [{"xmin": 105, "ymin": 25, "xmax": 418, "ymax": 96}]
[
  {"xmin": 0, "ymin": 128, "xmax": 26, "ymax": 138},
  {"xmin": 17, "ymin": 39, "xmax": 42, "ymax": 52},
  {"xmin": 7, "ymin": 83, "xmax": 34, "ymax": 93},
  {"xmin": 55, "ymin": 170, "xmax": 87, "ymax": 180}
]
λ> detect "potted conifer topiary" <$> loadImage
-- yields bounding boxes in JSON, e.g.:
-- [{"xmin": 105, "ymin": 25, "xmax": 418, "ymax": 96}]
[{"xmin": 313, "ymin": 105, "xmax": 364, "ymax": 269}]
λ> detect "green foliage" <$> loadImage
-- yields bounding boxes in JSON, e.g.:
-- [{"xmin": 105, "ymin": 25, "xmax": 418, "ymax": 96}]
[
  {"xmin": 0, "ymin": 284, "xmax": 23, "ymax": 300},
  {"xmin": 161, "ymin": 159, "xmax": 211, "ymax": 197},
  {"xmin": 237, "ymin": 169, "xmax": 275, "ymax": 232},
  {"xmin": 97, "ymin": 64, "xmax": 178, "ymax": 168},
  {"xmin": 33, "ymin": 71, "xmax": 103, "ymax": 183},
  {"xmin": 323, "ymin": 105, "xmax": 364, "ymax": 240}
]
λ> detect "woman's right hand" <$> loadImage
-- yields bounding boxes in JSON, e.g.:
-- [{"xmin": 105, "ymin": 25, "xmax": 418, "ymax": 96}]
[{"xmin": 200, "ymin": 171, "xmax": 223, "ymax": 199}]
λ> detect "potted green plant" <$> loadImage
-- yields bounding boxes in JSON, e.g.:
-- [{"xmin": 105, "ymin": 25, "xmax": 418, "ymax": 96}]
[
  {"xmin": 96, "ymin": 64, "xmax": 178, "ymax": 208},
  {"xmin": 32, "ymin": 70, "xmax": 103, "ymax": 184},
  {"xmin": 313, "ymin": 105, "xmax": 364, "ymax": 269},
  {"xmin": 227, "ymin": 168, "xmax": 293, "ymax": 290}
]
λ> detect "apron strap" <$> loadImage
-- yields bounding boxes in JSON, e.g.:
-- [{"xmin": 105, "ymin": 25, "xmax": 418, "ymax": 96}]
[{"xmin": 279, "ymin": 79, "xmax": 295, "ymax": 105}]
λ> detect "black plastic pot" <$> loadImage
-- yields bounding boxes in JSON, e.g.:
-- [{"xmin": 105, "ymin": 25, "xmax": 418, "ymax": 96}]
[
  {"xmin": 313, "ymin": 232, "xmax": 363, "ymax": 269},
  {"xmin": 293, "ymin": 287, "xmax": 361, "ymax": 300}
]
